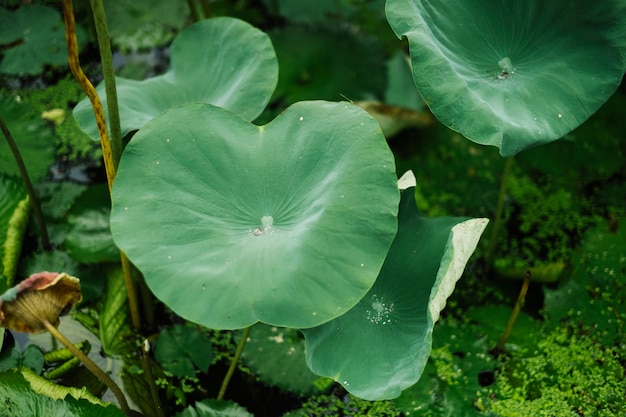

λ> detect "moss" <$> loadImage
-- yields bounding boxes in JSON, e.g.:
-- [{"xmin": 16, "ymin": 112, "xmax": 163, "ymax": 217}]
[
  {"xmin": 498, "ymin": 173, "xmax": 598, "ymax": 268},
  {"xmin": 301, "ymin": 390, "xmax": 403, "ymax": 417},
  {"xmin": 484, "ymin": 324, "xmax": 626, "ymax": 416}
]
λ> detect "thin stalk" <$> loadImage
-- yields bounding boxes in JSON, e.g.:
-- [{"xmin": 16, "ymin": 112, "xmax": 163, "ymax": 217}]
[
  {"xmin": 90, "ymin": 0, "xmax": 123, "ymax": 167},
  {"xmin": 217, "ymin": 326, "xmax": 252, "ymax": 400},
  {"xmin": 61, "ymin": 0, "xmax": 115, "ymax": 192},
  {"xmin": 484, "ymin": 156, "xmax": 514, "ymax": 273},
  {"xmin": 200, "ymin": 0, "xmax": 211, "ymax": 18},
  {"xmin": 42, "ymin": 320, "xmax": 141, "ymax": 417},
  {"xmin": 494, "ymin": 270, "xmax": 531, "ymax": 352},
  {"xmin": 186, "ymin": 0, "xmax": 201, "ymax": 22},
  {"xmin": 141, "ymin": 339, "xmax": 165, "ymax": 417},
  {"xmin": 62, "ymin": 0, "xmax": 142, "ymax": 331},
  {"xmin": 0, "ymin": 117, "xmax": 50, "ymax": 250}
]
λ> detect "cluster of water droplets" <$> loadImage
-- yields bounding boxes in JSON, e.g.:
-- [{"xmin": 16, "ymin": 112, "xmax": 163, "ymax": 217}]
[
  {"xmin": 248, "ymin": 215, "xmax": 275, "ymax": 237},
  {"xmin": 366, "ymin": 294, "xmax": 395, "ymax": 325}
]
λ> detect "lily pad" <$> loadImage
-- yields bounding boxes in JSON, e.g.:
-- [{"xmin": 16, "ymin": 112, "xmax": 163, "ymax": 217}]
[
  {"xmin": 240, "ymin": 324, "xmax": 319, "ymax": 394},
  {"xmin": 0, "ymin": 5, "xmax": 86, "ymax": 75},
  {"xmin": 154, "ymin": 324, "xmax": 212, "ymax": 378},
  {"xmin": 302, "ymin": 189, "xmax": 487, "ymax": 400},
  {"xmin": 73, "ymin": 17, "xmax": 278, "ymax": 140},
  {"xmin": 110, "ymin": 101, "xmax": 399, "ymax": 329},
  {"xmin": 386, "ymin": 0, "xmax": 626, "ymax": 156}
]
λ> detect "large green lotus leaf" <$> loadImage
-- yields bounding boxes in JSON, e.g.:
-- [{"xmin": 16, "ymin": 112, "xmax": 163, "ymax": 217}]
[
  {"xmin": 0, "ymin": 94, "xmax": 55, "ymax": 182},
  {"xmin": 386, "ymin": 0, "xmax": 626, "ymax": 156},
  {"xmin": 301, "ymin": 189, "xmax": 488, "ymax": 400},
  {"xmin": 0, "ymin": 5, "xmax": 86, "ymax": 75},
  {"xmin": 73, "ymin": 17, "xmax": 277, "ymax": 140},
  {"xmin": 110, "ymin": 101, "xmax": 399, "ymax": 330}
]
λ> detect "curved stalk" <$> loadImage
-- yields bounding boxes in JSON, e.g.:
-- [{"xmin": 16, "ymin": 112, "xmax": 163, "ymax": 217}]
[
  {"xmin": 0, "ymin": 117, "xmax": 50, "ymax": 250},
  {"xmin": 217, "ymin": 326, "xmax": 252, "ymax": 400},
  {"xmin": 42, "ymin": 320, "xmax": 141, "ymax": 417},
  {"xmin": 62, "ymin": 0, "xmax": 142, "ymax": 331},
  {"xmin": 494, "ymin": 270, "xmax": 531, "ymax": 353}
]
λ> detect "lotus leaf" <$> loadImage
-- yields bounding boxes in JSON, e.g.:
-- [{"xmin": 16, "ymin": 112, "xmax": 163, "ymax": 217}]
[
  {"xmin": 110, "ymin": 101, "xmax": 399, "ymax": 329},
  {"xmin": 73, "ymin": 17, "xmax": 278, "ymax": 140},
  {"xmin": 302, "ymin": 189, "xmax": 487, "ymax": 399},
  {"xmin": 386, "ymin": 0, "xmax": 626, "ymax": 156},
  {"xmin": 0, "ymin": 5, "xmax": 86, "ymax": 75}
]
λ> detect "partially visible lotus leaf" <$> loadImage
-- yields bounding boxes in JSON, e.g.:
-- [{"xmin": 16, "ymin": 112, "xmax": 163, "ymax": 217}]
[
  {"xmin": 102, "ymin": 0, "xmax": 188, "ymax": 52},
  {"xmin": 73, "ymin": 17, "xmax": 278, "ymax": 140},
  {"xmin": 0, "ymin": 5, "xmax": 86, "ymax": 75},
  {"xmin": 386, "ymin": 0, "xmax": 626, "ymax": 156},
  {"xmin": 110, "ymin": 101, "xmax": 399, "ymax": 330},
  {"xmin": 302, "ymin": 189, "xmax": 488, "ymax": 400}
]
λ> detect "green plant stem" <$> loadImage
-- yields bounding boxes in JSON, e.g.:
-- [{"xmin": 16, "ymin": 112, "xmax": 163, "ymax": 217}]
[
  {"xmin": 186, "ymin": 0, "xmax": 201, "ymax": 22},
  {"xmin": 90, "ymin": 0, "xmax": 123, "ymax": 168},
  {"xmin": 141, "ymin": 339, "xmax": 165, "ymax": 417},
  {"xmin": 201, "ymin": 0, "xmax": 211, "ymax": 18},
  {"xmin": 495, "ymin": 270, "xmax": 531, "ymax": 352},
  {"xmin": 0, "ymin": 117, "xmax": 50, "ymax": 251},
  {"xmin": 217, "ymin": 326, "xmax": 252, "ymax": 400},
  {"xmin": 41, "ymin": 320, "xmax": 142, "ymax": 417},
  {"xmin": 63, "ymin": 0, "xmax": 143, "ymax": 332},
  {"xmin": 484, "ymin": 156, "xmax": 514, "ymax": 273}
]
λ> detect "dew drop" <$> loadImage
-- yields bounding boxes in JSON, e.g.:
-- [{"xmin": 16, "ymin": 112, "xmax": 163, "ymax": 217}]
[
  {"xmin": 155, "ymin": 161, "xmax": 160, "ymax": 165},
  {"xmin": 299, "ymin": 116, "xmax": 304, "ymax": 121},
  {"xmin": 558, "ymin": 113, "xmax": 562, "ymax": 118},
  {"xmin": 166, "ymin": 138, "xmax": 171, "ymax": 142}
]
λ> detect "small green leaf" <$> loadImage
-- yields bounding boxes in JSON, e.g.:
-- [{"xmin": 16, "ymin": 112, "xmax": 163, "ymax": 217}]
[
  {"xmin": 176, "ymin": 400, "xmax": 253, "ymax": 417},
  {"xmin": 240, "ymin": 324, "xmax": 318, "ymax": 394},
  {"xmin": 99, "ymin": 266, "xmax": 134, "ymax": 356},
  {"xmin": 155, "ymin": 324, "xmax": 212, "ymax": 378}
]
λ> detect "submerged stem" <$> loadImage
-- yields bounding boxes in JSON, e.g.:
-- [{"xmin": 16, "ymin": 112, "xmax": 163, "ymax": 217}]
[
  {"xmin": 42, "ymin": 320, "xmax": 141, "ymax": 417},
  {"xmin": 217, "ymin": 326, "xmax": 252, "ymax": 400},
  {"xmin": 0, "ymin": 117, "xmax": 50, "ymax": 251}
]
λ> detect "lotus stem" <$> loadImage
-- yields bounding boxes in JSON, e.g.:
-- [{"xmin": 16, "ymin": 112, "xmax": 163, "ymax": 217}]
[
  {"xmin": 41, "ymin": 320, "xmax": 141, "ymax": 417},
  {"xmin": 0, "ymin": 117, "xmax": 50, "ymax": 251},
  {"xmin": 484, "ymin": 156, "xmax": 514, "ymax": 274},
  {"xmin": 90, "ymin": 0, "xmax": 123, "ymax": 167},
  {"xmin": 61, "ymin": 0, "xmax": 115, "ymax": 192},
  {"xmin": 201, "ymin": 0, "xmax": 211, "ymax": 18},
  {"xmin": 217, "ymin": 326, "xmax": 252, "ymax": 400},
  {"xmin": 186, "ymin": 0, "xmax": 201, "ymax": 22},
  {"xmin": 494, "ymin": 270, "xmax": 531, "ymax": 352},
  {"xmin": 62, "ymin": 0, "xmax": 142, "ymax": 332}
]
